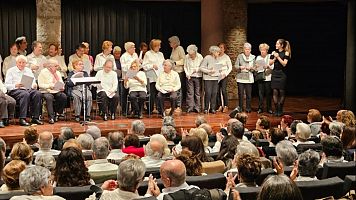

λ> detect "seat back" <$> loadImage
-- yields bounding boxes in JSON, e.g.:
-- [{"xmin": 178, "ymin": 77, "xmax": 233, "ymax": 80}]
[
  {"xmin": 256, "ymin": 168, "xmax": 276, "ymax": 186},
  {"xmin": 186, "ymin": 173, "xmax": 227, "ymax": 190},
  {"xmin": 54, "ymin": 185, "xmax": 94, "ymax": 200},
  {"xmin": 235, "ymin": 186, "xmax": 261, "ymax": 200},
  {"xmin": 261, "ymin": 146, "xmax": 276, "ymax": 158},
  {"xmin": 256, "ymin": 139, "xmax": 269, "ymax": 147},
  {"xmin": 344, "ymin": 175, "xmax": 356, "ymax": 192},
  {"xmin": 296, "ymin": 176, "xmax": 345, "ymax": 199},
  {"xmin": 322, "ymin": 161, "xmax": 356, "ymax": 179},
  {"xmin": 202, "ymin": 160, "xmax": 225, "ymax": 174},
  {"xmin": 0, "ymin": 191, "xmax": 27, "ymax": 200},
  {"xmin": 145, "ymin": 167, "xmax": 161, "ymax": 179},
  {"xmin": 296, "ymin": 143, "xmax": 322, "ymax": 154}
]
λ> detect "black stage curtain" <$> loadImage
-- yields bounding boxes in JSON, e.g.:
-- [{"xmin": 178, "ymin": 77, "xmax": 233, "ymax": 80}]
[
  {"xmin": 0, "ymin": 0, "xmax": 36, "ymax": 57},
  {"xmin": 61, "ymin": 0, "xmax": 201, "ymax": 61},
  {"xmin": 248, "ymin": 1, "xmax": 347, "ymax": 97}
]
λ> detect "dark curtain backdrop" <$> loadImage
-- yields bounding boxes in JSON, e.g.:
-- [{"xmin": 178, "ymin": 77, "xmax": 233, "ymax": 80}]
[
  {"xmin": 61, "ymin": 0, "xmax": 201, "ymax": 61},
  {"xmin": 0, "ymin": 0, "xmax": 36, "ymax": 58},
  {"xmin": 248, "ymin": 1, "xmax": 347, "ymax": 97}
]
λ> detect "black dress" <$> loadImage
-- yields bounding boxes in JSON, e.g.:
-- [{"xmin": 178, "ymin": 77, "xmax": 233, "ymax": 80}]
[{"xmin": 270, "ymin": 51, "xmax": 290, "ymax": 90}]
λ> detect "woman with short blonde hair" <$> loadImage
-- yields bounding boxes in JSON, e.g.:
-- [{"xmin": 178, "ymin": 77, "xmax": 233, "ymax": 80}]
[{"xmin": 94, "ymin": 40, "xmax": 116, "ymax": 71}]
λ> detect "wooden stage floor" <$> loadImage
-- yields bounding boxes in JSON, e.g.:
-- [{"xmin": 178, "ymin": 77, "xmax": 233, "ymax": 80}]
[{"xmin": 0, "ymin": 96, "xmax": 342, "ymax": 146}]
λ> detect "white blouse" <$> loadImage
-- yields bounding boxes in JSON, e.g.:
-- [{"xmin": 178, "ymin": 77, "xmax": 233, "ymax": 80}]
[
  {"xmin": 125, "ymin": 71, "xmax": 147, "ymax": 93},
  {"xmin": 142, "ymin": 50, "xmax": 165, "ymax": 83},
  {"xmin": 95, "ymin": 70, "xmax": 118, "ymax": 98},
  {"xmin": 94, "ymin": 53, "xmax": 117, "ymax": 71},
  {"xmin": 184, "ymin": 53, "xmax": 203, "ymax": 78}
]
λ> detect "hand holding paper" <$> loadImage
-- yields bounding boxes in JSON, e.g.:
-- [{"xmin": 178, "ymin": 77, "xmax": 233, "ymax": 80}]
[
  {"xmin": 53, "ymin": 81, "xmax": 65, "ymax": 91},
  {"xmin": 21, "ymin": 74, "xmax": 34, "ymax": 89}
]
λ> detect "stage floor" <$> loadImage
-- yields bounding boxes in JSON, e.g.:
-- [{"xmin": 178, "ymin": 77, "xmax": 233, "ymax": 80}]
[{"xmin": 0, "ymin": 96, "xmax": 342, "ymax": 146}]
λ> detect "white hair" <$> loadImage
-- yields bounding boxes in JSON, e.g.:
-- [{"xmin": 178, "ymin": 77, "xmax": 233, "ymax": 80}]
[
  {"xmin": 186, "ymin": 44, "xmax": 198, "ymax": 54},
  {"xmin": 124, "ymin": 42, "xmax": 135, "ymax": 51},
  {"xmin": 86, "ymin": 125, "xmax": 101, "ymax": 140},
  {"xmin": 209, "ymin": 46, "xmax": 220, "ymax": 54},
  {"xmin": 113, "ymin": 46, "xmax": 122, "ymax": 52},
  {"xmin": 243, "ymin": 42, "xmax": 252, "ymax": 49},
  {"xmin": 296, "ymin": 123, "xmax": 311, "ymax": 140},
  {"xmin": 168, "ymin": 36, "xmax": 180, "ymax": 46},
  {"xmin": 131, "ymin": 120, "xmax": 145, "ymax": 135},
  {"xmin": 150, "ymin": 134, "xmax": 171, "ymax": 157},
  {"xmin": 16, "ymin": 55, "xmax": 27, "ymax": 63}
]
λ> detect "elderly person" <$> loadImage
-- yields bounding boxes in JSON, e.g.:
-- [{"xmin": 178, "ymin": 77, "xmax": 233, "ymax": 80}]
[
  {"xmin": 95, "ymin": 59, "xmax": 119, "ymax": 120},
  {"xmin": 10, "ymin": 166, "xmax": 65, "ymax": 200},
  {"xmin": 216, "ymin": 135, "xmax": 239, "ymax": 170},
  {"xmin": 46, "ymin": 43, "xmax": 67, "ymax": 79},
  {"xmin": 53, "ymin": 127, "xmax": 75, "ymax": 150},
  {"xmin": 235, "ymin": 154, "xmax": 262, "ymax": 187},
  {"xmin": 0, "ymin": 80, "xmax": 16, "ymax": 127},
  {"xmin": 307, "ymin": 109, "xmax": 322, "ymax": 136},
  {"xmin": 34, "ymin": 131, "xmax": 60, "ymax": 156},
  {"xmin": 329, "ymin": 121, "xmax": 344, "ymax": 138},
  {"xmin": 122, "ymin": 134, "xmax": 144, "ymax": 157},
  {"xmin": 34, "ymin": 154, "xmax": 56, "ymax": 173},
  {"xmin": 88, "ymin": 137, "xmax": 118, "ymax": 182},
  {"xmin": 234, "ymin": 42, "xmax": 255, "ymax": 113},
  {"xmin": 15, "ymin": 36, "xmax": 28, "ymax": 56},
  {"xmin": 0, "ymin": 160, "xmax": 26, "ymax": 193},
  {"xmin": 38, "ymin": 58, "xmax": 67, "ymax": 124},
  {"xmin": 161, "ymin": 125, "xmax": 177, "ymax": 145},
  {"xmin": 195, "ymin": 115, "xmax": 207, "ymax": 127},
  {"xmin": 293, "ymin": 123, "xmax": 315, "ymax": 146},
  {"xmin": 142, "ymin": 39, "xmax": 165, "ymax": 114},
  {"xmin": 281, "ymin": 115, "xmax": 294, "ymax": 137},
  {"xmin": 86, "ymin": 125, "xmax": 101, "ymax": 140},
  {"xmin": 320, "ymin": 136, "xmax": 346, "ymax": 165},
  {"xmin": 67, "ymin": 59, "xmax": 93, "ymax": 122},
  {"xmin": 141, "ymin": 139, "xmax": 166, "ymax": 168},
  {"xmin": 200, "ymin": 46, "xmax": 221, "ymax": 114},
  {"xmin": 10, "ymin": 142, "xmax": 33, "ymax": 166},
  {"xmin": 2, "ymin": 43, "xmax": 18, "ymax": 80},
  {"xmin": 294, "ymin": 149, "xmax": 320, "ymax": 181},
  {"xmin": 168, "ymin": 36, "xmax": 186, "ymax": 107},
  {"xmin": 77, "ymin": 133, "xmax": 94, "ymax": 154},
  {"xmin": 5, "ymin": 55, "xmax": 43, "ymax": 126},
  {"xmin": 26, "ymin": 41, "xmax": 47, "ymax": 80},
  {"xmin": 23, "ymin": 126, "xmax": 40, "ymax": 148},
  {"xmin": 130, "ymin": 119, "xmax": 146, "ymax": 138},
  {"xmin": 94, "ymin": 40, "xmax": 116, "ymax": 71},
  {"xmin": 124, "ymin": 61, "xmax": 147, "ymax": 118},
  {"xmin": 107, "ymin": 132, "xmax": 127, "ymax": 161},
  {"xmin": 275, "ymin": 140, "xmax": 298, "ymax": 167},
  {"xmin": 216, "ymin": 42, "xmax": 233, "ymax": 113},
  {"xmin": 68, "ymin": 43, "xmax": 92, "ymax": 74},
  {"xmin": 256, "ymin": 43, "xmax": 274, "ymax": 114},
  {"xmin": 184, "ymin": 44, "xmax": 203, "ymax": 113},
  {"xmin": 156, "ymin": 59, "xmax": 181, "ymax": 117},
  {"xmin": 113, "ymin": 46, "xmax": 122, "ymax": 77},
  {"xmin": 255, "ymin": 115, "xmax": 271, "ymax": 138}
]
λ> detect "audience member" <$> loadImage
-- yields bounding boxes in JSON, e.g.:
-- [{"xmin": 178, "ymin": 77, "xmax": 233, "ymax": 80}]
[
  {"xmin": 160, "ymin": 125, "xmax": 177, "ymax": 145},
  {"xmin": 10, "ymin": 142, "xmax": 33, "ymax": 166},
  {"xmin": 141, "ymin": 140, "xmax": 166, "ymax": 168},
  {"xmin": 307, "ymin": 109, "xmax": 322, "ymax": 136},
  {"xmin": 194, "ymin": 115, "xmax": 207, "ymax": 127},
  {"xmin": 341, "ymin": 126, "xmax": 356, "ymax": 149},
  {"xmin": 235, "ymin": 154, "xmax": 262, "ymax": 187},
  {"xmin": 275, "ymin": 140, "xmax": 298, "ymax": 167},
  {"xmin": 34, "ymin": 154, "xmax": 56, "ymax": 173},
  {"xmin": 107, "ymin": 131, "xmax": 127, "ymax": 160},
  {"xmin": 34, "ymin": 131, "xmax": 60, "ymax": 156},
  {"xmin": 175, "ymin": 149, "xmax": 203, "ymax": 176},
  {"xmin": 294, "ymin": 149, "xmax": 320, "ymax": 181},
  {"xmin": 77, "ymin": 133, "xmax": 94, "ymax": 154},
  {"xmin": 86, "ymin": 125, "xmax": 101, "ymax": 140},
  {"xmin": 329, "ymin": 121, "xmax": 344, "ymax": 138},
  {"xmin": 62, "ymin": 139, "xmax": 82, "ymax": 150},
  {"xmin": 289, "ymin": 119, "xmax": 303, "ymax": 139},
  {"xmin": 181, "ymin": 135, "xmax": 213, "ymax": 162},
  {"xmin": 162, "ymin": 116, "xmax": 176, "ymax": 127},
  {"xmin": 293, "ymin": 123, "xmax": 314, "ymax": 146},
  {"xmin": 130, "ymin": 120, "xmax": 147, "ymax": 138},
  {"xmin": 320, "ymin": 136, "xmax": 345, "ymax": 165},
  {"xmin": 0, "ymin": 160, "xmax": 26, "ymax": 193},
  {"xmin": 23, "ymin": 126, "xmax": 39, "ymax": 148},
  {"xmin": 216, "ymin": 135, "xmax": 239, "ymax": 170},
  {"xmin": 122, "ymin": 134, "xmax": 144, "ymax": 157},
  {"xmin": 280, "ymin": 115, "xmax": 294, "ymax": 136},
  {"xmin": 267, "ymin": 127, "xmax": 285, "ymax": 147},
  {"xmin": 255, "ymin": 115, "xmax": 270, "ymax": 138}
]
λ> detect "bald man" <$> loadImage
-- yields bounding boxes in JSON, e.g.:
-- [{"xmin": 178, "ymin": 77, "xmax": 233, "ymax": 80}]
[
  {"xmin": 33, "ymin": 131, "xmax": 60, "ymax": 156},
  {"xmin": 146, "ymin": 160, "xmax": 199, "ymax": 200},
  {"xmin": 141, "ymin": 140, "xmax": 165, "ymax": 168}
]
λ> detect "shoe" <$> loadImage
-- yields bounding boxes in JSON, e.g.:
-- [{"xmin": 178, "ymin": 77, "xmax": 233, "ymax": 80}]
[
  {"xmin": 103, "ymin": 114, "xmax": 108, "ymax": 121},
  {"xmin": 211, "ymin": 110, "xmax": 216, "ymax": 114},
  {"xmin": 152, "ymin": 109, "xmax": 159, "ymax": 114},
  {"xmin": 223, "ymin": 106, "xmax": 229, "ymax": 113},
  {"xmin": 3, "ymin": 119, "xmax": 9, "ymax": 126},
  {"xmin": 274, "ymin": 104, "xmax": 280, "ymax": 116},
  {"xmin": 20, "ymin": 119, "xmax": 30, "ymax": 126},
  {"xmin": 267, "ymin": 110, "xmax": 273, "ymax": 114},
  {"xmin": 138, "ymin": 114, "xmax": 143, "ymax": 119},
  {"xmin": 86, "ymin": 116, "xmax": 91, "ymax": 122},
  {"xmin": 31, "ymin": 118, "xmax": 44, "ymax": 125},
  {"xmin": 186, "ymin": 108, "xmax": 193, "ymax": 113},
  {"xmin": 75, "ymin": 116, "xmax": 80, "ymax": 122},
  {"xmin": 246, "ymin": 109, "xmax": 251, "ymax": 113},
  {"xmin": 194, "ymin": 108, "xmax": 200, "ymax": 113},
  {"xmin": 217, "ymin": 106, "xmax": 223, "ymax": 112},
  {"xmin": 229, "ymin": 107, "xmax": 240, "ymax": 118},
  {"xmin": 0, "ymin": 122, "xmax": 4, "ymax": 128},
  {"xmin": 111, "ymin": 114, "xmax": 115, "ymax": 120},
  {"xmin": 204, "ymin": 110, "xmax": 208, "ymax": 114},
  {"xmin": 257, "ymin": 108, "xmax": 263, "ymax": 114},
  {"xmin": 48, "ymin": 119, "xmax": 55, "ymax": 124}
]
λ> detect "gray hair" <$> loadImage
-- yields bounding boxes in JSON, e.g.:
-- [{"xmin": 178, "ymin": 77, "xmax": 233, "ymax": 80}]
[
  {"xmin": 243, "ymin": 42, "xmax": 252, "ymax": 49},
  {"xmin": 209, "ymin": 46, "xmax": 220, "ymax": 54},
  {"xmin": 113, "ymin": 46, "xmax": 122, "ymax": 52},
  {"xmin": 124, "ymin": 42, "xmax": 135, "ymax": 51},
  {"xmin": 195, "ymin": 115, "xmax": 207, "ymax": 127},
  {"xmin": 235, "ymin": 141, "xmax": 259, "ymax": 157},
  {"xmin": 296, "ymin": 123, "xmax": 311, "ymax": 140},
  {"xmin": 144, "ymin": 142, "xmax": 163, "ymax": 159},
  {"xmin": 86, "ymin": 125, "xmax": 101, "ymax": 140},
  {"xmin": 19, "ymin": 166, "xmax": 51, "ymax": 194},
  {"xmin": 186, "ymin": 44, "xmax": 198, "ymax": 54},
  {"xmin": 163, "ymin": 116, "xmax": 175, "ymax": 127},
  {"xmin": 76, "ymin": 133, "xmax": 94, "ymax": 150},
  {"xmin": 16, "ymin": 55, "xmax": 28, "ymax": 63},
  {"xmin": 298, "ymin": 149, "xmax": 320, "ymax": 177},
  {"xmin": 35, "ymin": 154, "xmax": 56, "ymax": 172},
  {"xmin": 31, "ymin": 41, "xmax": 41, "ymax": 50},
  {"xmin": 163, "ymin": 59, "xmax": 174, "ymax": 68},
  {"xmin": 60, "ymin": 127, "xmax": 75, "ymax": 141},
  {"xmin": 93, "ymin": 137, "xmax": 110, "ymax": 159},
  {"xmin": 276, "ymin": 140, "xmax": 298, "ymax": 166},
  {"xmin": 329, "ymin": 122, "xmax": 344, "ymax": 137},
  {"xmin": 108, "ymin": 132, "xmax": 124, "ymax": 149},
  {"xmin": 131, "ymin": 120, "xmax": 146, "ymax": 135},
  {"xmin": 150, "ymin": 134, "xmax": 171, "ymax": 157},
  {"xmin": 168, "ymin": 36, "xmax": 180, "ymax": 46},
  {"xmin": 230, "ymin": 121, "xmax": 245, "ymax": 139},
  {"xmin": 161, "ymin": 125, "xmax": 177, "ymax": 141},
  {"xmin": 117, "ymin": 159, "xmax": 146, "ymax": 191}
]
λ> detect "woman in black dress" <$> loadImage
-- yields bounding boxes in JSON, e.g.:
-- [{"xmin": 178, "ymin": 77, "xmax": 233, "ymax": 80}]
[{"xmin": 269, "ymin": 39, "xmax": 291, "ymax": 116}]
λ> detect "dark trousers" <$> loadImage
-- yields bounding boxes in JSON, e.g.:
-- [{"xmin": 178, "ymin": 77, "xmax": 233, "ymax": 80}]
[
  {"xmin": 129, "ymin": 91, "xmax": 146, "ymax": 115},
  {"xmin": 217, "ymin": 77, "xmax": 228, "ymax": 108},
  {"xmin": 204, "ymin": 80, "xmax": 218, "ymax": 111},
  {"xmin": 8, "ymin": 89, "xmax": 42, "ymax": 119},
  {"xmin": 257, "ymin": 81, "xmax": 272, "ymax": 111},
  {"xmin": 119, "ymin": 80, "xmax": 128, "ymax": 114},
  {"xmin": 186, "ymin": 77, "xmax": 201, "ymax": 111},
  {"xmin": 43, "ymin": 92, "xmax": 67, "ymax": 119},
  {"xmin": 178, "ymin": 71, "xmax": 186, "ymax": 108},
  {"xmin": 157, "ymin": 91, "xmax": 178, "ymax": 114},
  {"xmin": 0, "ymin": 94, "xmax": 16, "ymax": 119},
  {"xmin": 149, "ymin": 82, "xmax": 158, "ymax": 112},
  {"xmin": 97, "ymin": 91, "xmax": 119, "ymax": 115},
  {"xmin": 237, "ymin": 83, "xmax": 252, "ymax": 111}
]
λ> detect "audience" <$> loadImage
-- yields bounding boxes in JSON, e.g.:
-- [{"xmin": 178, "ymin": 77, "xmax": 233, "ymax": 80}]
[
  {"xmin": 160, "ymin": 125, "xmax": 177, "ymax": 145},
  {"xmin": 23, "ymin": 126, "xmax": 39, "ymax": 148},
  {"xmin": 341, "ymin": 126, "xmax": 356, "ymax": 150},
  {"xmin": 141, "ymin": 140, "xmax": 166, "ymax": 168},
  {"xmin": 34, "ymin": 154, "xmax": 56, "ymax": 173},
  {"xmin": 34, "ymin": 131, "xmax": 60, "ymax": 156},
  {"xmin": 130, "ymin": 120, "xmax": 147, "ymax": 138},
  {"xmin": 194, "ymin": 115, "xmax": 207, "ymax": 127},
  {"xmin": 86, "ymin": 125, "xmax": 101, "ymax": 140},
  {"xmin": 10, "ymin": 142, "xmax": 33, "ymax": 166},
  {"xmin": 280, "ymin": 115, "xmax": 294, "ymax": 136},
  {"xmin": 0, "ymin": 160, "xmax": 26, "ymax": 193},
  {"xmin": 122, "ymin": 134, "xmax": 144, "ymax": 157},
  {"xmin": 235, "ymin": 154, "xmax": 262, "ymax": 187},
  {"xmin": 255, "ymin": 115, "xmax": 271, "ymax": 138},
  {"xmin": 328, "ymin": 121, "xmax": 344, "ymax": 138},
  {"xmin": 275, "ymin": 140, "xmax": 298, "ymax": 167},
  {"xmin": 216, "ymin": 135, "xmax": 239, "ymax": 170},
  {"xmin": 307, "ymin": 109, "xmax": 322, "ymax": 136},
  {"xmin": 77, "ymin": 133, "xmax": 94, "ymax": 154},
  {"xmin": 320, "ymin": 136, "xmax": 345, "ymax": 165},
  {"xmin": 181, "ymin": 135, "xmax": 213, "ymax": 162},
  {"xmin": 162, "ymin": 116, "xmax": 176, "ymax": 127},
  {"xmin": 293, "ymin": 123, "xmax": 314, "ymax": 146},
  {"xmin": 107, "ymin": 131, "xmax": 127, "ymax": 161},
  {"xmin": 294, "ymin": 149, "xmax": 320, "ymax": 181},
  {"xmin": 175, "ymin": 149, "xmax": 203, "ymax": 176}
]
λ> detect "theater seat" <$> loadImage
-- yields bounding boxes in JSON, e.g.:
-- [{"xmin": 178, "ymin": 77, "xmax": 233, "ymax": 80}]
[
  {"xmin": 322, "ymin": 161, "xmax": 356, "ymax": 179},
  {"xmin": 202, "ymin": 160, "xmax": 225, "ymax": 174},
  {"xmin": 283, "ymin": 165, "xmax": 324, "ymax": 180},
  {"xmin": 256, "ymin": 139, "xmax": 269, "ymax": 147},
  {"xmin": 296, "ymin": 176, "xmax": 346, "ymax": 199},
  {"xmin": 145, "ymin": 167, "xmax": 161, "ymax": 179},
  {"xmin": 0, "ymin": 191, "xmax": 27, "ymax": 200},
  {"xmin": 344, "ymin": 175, "xmax": 356, "ymax": 193},
  {"xmin": 186, "ymin": 173, "xmax": 227, "ymax": 190},
  {"xmin": 235, "ymin": 186, "xmax": 261, "ymax": 200},
  {"xmin": 256, "ymin": 168, "xmax": 276, "ymax": 186},
  {"xmin": 54, "ymin": 185, "xmax": 94, "ymax": 200},
  {"xmin": 296, "ymin": 143, "xmax": 322, "ymax": 154}
]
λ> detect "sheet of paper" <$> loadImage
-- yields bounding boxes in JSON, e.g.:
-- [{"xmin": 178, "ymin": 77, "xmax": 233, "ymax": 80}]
[
  {"xmin": 138, "ymin": 51, "xmax": 143, "ymax": 60},
  {"xmin": 72, "ymin": 72, "xmax": 84, "ymax": 78},
  {"xmin": 154, "ymin": 64, "xmax": 164, "ymax": 77},
  {"xmin": 20, "ymin": 74, "xmax": 34, "ymax": 89},
  {"xmin": 71, "ymin": 77, "xmax": 100, "ymax": 85},
  {"xmin": 255, "ymin": 59, "xmax": 266, "ymax": 72},
  {"xmin": 126, "ymin": 70, "xmax": 138, "ymax": 79},
  {"xmin": 53, "ymin": 81, "xmax": 65, "ymax": 91}
]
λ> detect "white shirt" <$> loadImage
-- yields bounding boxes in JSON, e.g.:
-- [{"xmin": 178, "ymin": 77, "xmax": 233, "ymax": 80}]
[
  {"xmin": 120, "ymin": 52, "xmax": 138, "ymax": 76},
  {"xmin": 106, "ymin": 149, "xmax": 127, "ymax": 160},
  {"xmin": 5, "ymin": 66, "xmax": 36, "ymax": 91},
  {"xmin": 217, "ymin": 54, "xmax": 233, "ymax": 77},
  {"xmin": 33, "ymin": 148, "xmax": 61, "ymax": 157},
  {"xmin": 255, "ymin": 54, "xmax": 274, "ymax": 82},
  {"xmin": 293, "ymin": 140, "xmax": 315, "ymax": 147},
  {"xmin": 68, "ymin": 54, "xmax": 92, "ymax": 74},
  {"xmin": 26, "ymin": 52, "xmax": 47, "ymax": 79},
  {"xmin": 184, "ymin": 53, "xmax": 203, "ymax": 78},
  {"xmin": 0, "ymin": 81, "xmax": 7, "ymax": 93},
  {"xmin": 38, "ymin": 68, "xmax": 65, "ymax": 93},
  {"xmin": 95, "ymin": 70, "xmax": 118, "ymax": 98},
  {"xmin": 88, "ymin": 159, "xmax": 118, "ymax": 177},
  {"xmin": 142, "ymin": 50, "xmax": 165, "ymax": 83},
  {"xmin": 125, "ymin": 71, "xmax": 147, "ymax": 93},
  {"xmin": 2, "ymin": 55, "xmax": 17, "ymax": 80},
  {"xmin": 155, "ymin": 182, "xmax": 199, "ymax": 200},
  {"xmin": 94, "ymin": 53, "xmax": 116, "ymax": 71},
  {"xmin": 155, "ymin": 70, "xmax": 181, "ymax": 93},
  {"xmin": 170, "ymin": 46, "xmax": 185, "ymax": 73},
  {"xmin": 141, "ymin": 156, "xmax": 165, "ymax": 168}
]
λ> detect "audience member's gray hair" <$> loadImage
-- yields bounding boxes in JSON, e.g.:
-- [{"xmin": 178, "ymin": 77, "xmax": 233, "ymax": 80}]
[
  {"xmin": 168, "ymin": 36, "xmax": 180, "ymax": 46},
  {"xmin": 198, "ymin": 123, "xmax": 213, "ymax": 135},
  {"xmin": 296, "ymin": 123, "xmax": 311, "ymax": 140},
  {"xmin": 77, "ymin": 133, "xmax": 94, "ymax": 150},
  {"xmin": 124, "ymin": 42, "xmax": 135, "ymax": 51},
  {"xmin": 329, "ymin": 122, "xmax": 344, "ymax": 137},
  {"xmin": 150, "ymin": 134, "xmax": 171, "ymax": 157},
  {"xmin": 163, "ymin": 116, "xmax": 175, "ymax": 127},
  {"xmin": 235, "ymin": 141, "xmax": 259, "ymax": 157},
  {"xmin": 243, "ymin": 42, "xmax": 252, "ymax": 49},
  {"xmin": 86, "ymin": 125, "xmax": 101, "ymax": 140},
  {"xmin": 163, "ymin": 59, "xmax": 174, "ymax": 68},
  {"xmin": 60, "ymin": 127, "xmax": 75, "ymax": 141},
  {"xmin": 195, "ymin": 115, "xmax": 207, "ymax": 127},
  {"xmin": 186, "ymin": 44, "xmax": 198, "ymax": 54},
  {"xmin": 117, "ymin": 159, "xmax": 146, "ymax": 191},
  {"xmin": 161, "ymin": 126, "xmax": 177, "ymax": 141},
  {"xmin": 108, "ymin": 132, "xmax": 124, "ymax": 149},
  {"xmin": 298, "ymin": 149, "xmax": 320, "ymax": 177},
  {"xmin": 93, "ymin": 137, "xmax": 110, "ymax": 159},
  {"xmin": 19, "ymin": 166, "xmax": 51, "ymax": 194},
  {"xmin": 209, "ymin": 46, "xmax": 220, "ymax": 54},
  {"xmin": 230, "ymin": 121, "xmax": 245, "ymax": 139},
  {"xmin": 38, "ymin": 131, "xmax": 53, "ymax": 149},
  {"xmin": 35, "ymin": 154, "xmax": 56, "ymax": 172},
  {"xmin": 16, "ymin": 55, "xmax": 28, "ymax": 63},
  {"xmin": 276, "ymin": 140, "xmax": 298, "ymax": 166},
  {"xmin": 131, "ymin": 120, "xmax": 146, "ymax": 135}
]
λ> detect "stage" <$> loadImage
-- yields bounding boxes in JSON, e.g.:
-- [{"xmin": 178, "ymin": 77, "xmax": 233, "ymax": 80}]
[{"xmin": 0, "ymin": 96, "xmax": 342, "ymax": 147}]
